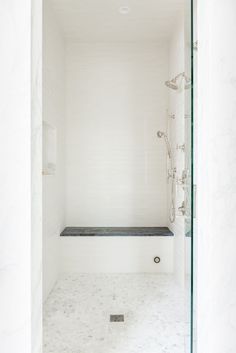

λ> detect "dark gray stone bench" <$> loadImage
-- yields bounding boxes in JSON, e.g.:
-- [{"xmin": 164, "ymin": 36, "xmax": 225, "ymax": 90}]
[{"xmin": 60, "ymin": 227, "xmax": 174, "ymax": 237}]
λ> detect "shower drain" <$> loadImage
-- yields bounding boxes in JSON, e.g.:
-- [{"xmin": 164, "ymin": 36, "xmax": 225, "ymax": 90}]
[{"xmin": 110, "ymin": 314, "xmax": 124, "ymax": 322}]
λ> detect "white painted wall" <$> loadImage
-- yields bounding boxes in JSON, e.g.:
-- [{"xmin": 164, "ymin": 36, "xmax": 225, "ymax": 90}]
[
  {"xmin": 43, "ymin": 1, "xmax": 65, "ymax": 301},
  {"xmin": 0, "ymin": 1, "xmax": 42, "ymax": 352},
  {"xmin": 167, "ymin": 13, "xmax": 186, "ymax": 286},
  {"xmin": 59, "ymin": 237, "xmax": 173, "ymax": 273},
  {"xmin": 196, "ymin": 0, "xmax": 236, "ymax": 352},
  {"xmin": 32, "ymin": 0, "xmax": 42, "ymax": 350},
  {"xmin": 65, "ymin": 42, "xmax": 168, "ymax": 227}
]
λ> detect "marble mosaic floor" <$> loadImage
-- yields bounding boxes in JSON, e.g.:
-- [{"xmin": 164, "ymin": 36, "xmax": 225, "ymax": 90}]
[{"xmin": 43, "ymin": 274, "xmax": 188, "ymax": 353}]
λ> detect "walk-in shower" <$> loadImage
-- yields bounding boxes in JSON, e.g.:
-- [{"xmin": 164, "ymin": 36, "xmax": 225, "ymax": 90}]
[{"xmin": 42, "ymin": 1, "xmax": 194, "ymax": 353}]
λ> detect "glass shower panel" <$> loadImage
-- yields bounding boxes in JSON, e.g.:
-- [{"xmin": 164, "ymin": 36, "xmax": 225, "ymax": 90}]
[{"xmin": 184, "ymin": 0, "xmax": 194, "ymax": 352}]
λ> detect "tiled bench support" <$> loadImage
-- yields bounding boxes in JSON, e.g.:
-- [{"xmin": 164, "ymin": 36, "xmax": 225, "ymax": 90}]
[{"xmin": 59, "ymin": 227, "xmax": 174, "ymax": 274}]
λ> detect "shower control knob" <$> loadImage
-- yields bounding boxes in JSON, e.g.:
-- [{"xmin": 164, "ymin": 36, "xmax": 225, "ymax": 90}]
[
  {"xmin": 154, "ymin": 257, "xmax": 161, "ymax": 264},
  {"xmin": 178, "ymin": 201, "xmax": 186, "ymax": 216},
  {"xmin": 168, "ymin": 167, "xmax": 176, "ymax": 180},
  {"xmin": 193, "ymin": 40, "xmax": 198, "ymax": 51},
  {"xmin": 176, "ymin": 170, "xmax": 188, "ymax": 185},
  {"xmin": 176, "ymin": 143, "xmax": 185, "ymax": 152}
]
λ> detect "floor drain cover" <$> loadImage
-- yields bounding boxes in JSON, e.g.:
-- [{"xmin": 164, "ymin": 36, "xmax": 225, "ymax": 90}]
[{"xmin": 110, "ymin": 315, "xmax": 124, "ymax": 322}]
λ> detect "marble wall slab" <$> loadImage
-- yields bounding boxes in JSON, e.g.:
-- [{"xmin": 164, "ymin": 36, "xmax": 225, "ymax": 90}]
[
  {"xmin": 197, "ymin": 0, "xmax": 236, "ymax": 352},
  {"xmin": 0, "ymin": 1, "xmax": 32, "ymax": 352},
  {"xmin": 0, "ymin": 1, "xmax": 42, "ymax": 353}
]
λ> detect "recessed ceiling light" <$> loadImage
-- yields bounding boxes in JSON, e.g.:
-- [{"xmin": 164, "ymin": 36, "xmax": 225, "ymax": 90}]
[{"xmin": 119, "ymin": 6, "xmax": 130, "ymax": 15}]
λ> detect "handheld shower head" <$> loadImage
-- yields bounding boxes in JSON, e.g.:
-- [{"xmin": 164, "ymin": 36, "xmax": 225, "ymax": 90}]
[
  {"xmin": 156, "ymin": 131, "xmax": 172, "ymax": 159},
  {"xmin": 156, "ymin": 130, "xmax": 176, "ymax": 223}
]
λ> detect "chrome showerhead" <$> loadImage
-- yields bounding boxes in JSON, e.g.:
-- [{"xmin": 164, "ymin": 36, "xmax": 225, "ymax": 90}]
[
  {"xmin": 165, "ymin": 79, "xmax": 178, "ymax": 90},
  {"xmin": 165, "ymin": 72, "xmax": 191, "ymax": 90}
]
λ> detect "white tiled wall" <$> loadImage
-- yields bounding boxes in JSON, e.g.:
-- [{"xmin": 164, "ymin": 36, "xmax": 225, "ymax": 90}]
[
  {"xmin": 65, "ymin": 42, "xmax": 169, "ymax": 227},
  {"xmin": 59, "ymin": 237, "xmax": 174, "ymax": 273},
  {"xmin": 43, "ymin": 1, "xmax": 66, "ymax": 301}
]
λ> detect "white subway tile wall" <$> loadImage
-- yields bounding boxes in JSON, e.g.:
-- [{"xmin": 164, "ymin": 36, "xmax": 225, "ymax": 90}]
[{"xmin": 65, "ymin": 42, "xmax": 169, "ymax": 227}]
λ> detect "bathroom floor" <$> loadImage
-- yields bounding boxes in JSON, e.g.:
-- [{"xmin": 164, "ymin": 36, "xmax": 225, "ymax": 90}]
[{"xmin": 43, "ymin": 274, "xmax": 188, "ymax": 353}]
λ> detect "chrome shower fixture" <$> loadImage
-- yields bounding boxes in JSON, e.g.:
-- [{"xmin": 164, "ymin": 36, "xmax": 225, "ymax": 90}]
[
  {"xmin": 165, "ymin": 72, "xmax": 191, "ymax": 90},
  {"xmin": 176, "ymin": 143, "xmax": 185, "ymax": 152},
  {"xmin": 156, "ymin": 131, "xmax": 172, "ymax": 159},
  {"xmin": 165, "ymin": 79, "xmax": 178, "ymax": 90},
  {"xmin": 157, "ymin": 131, "xmax": 165, "ymax": 138},
  {"xmin": 184, "ymin": 78, "xmax": 192, "ymax": 90},
  {"xmin": 156, "ymin": 130, "xmax": 176, "ymax": 223},
  {"xmin": 193, "ymin": 40, "xmax": 198, "ymax": 51}
]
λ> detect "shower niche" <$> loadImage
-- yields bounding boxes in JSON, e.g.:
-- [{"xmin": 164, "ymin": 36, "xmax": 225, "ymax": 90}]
[{"xmin": 43, "ymin": 121, "xmax": 57, "ymax": 175}]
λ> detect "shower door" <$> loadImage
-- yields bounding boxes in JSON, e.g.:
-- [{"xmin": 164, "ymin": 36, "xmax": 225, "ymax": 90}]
[{"xmin": 184, "ymin": 0, "xmax": 194, "ymax": 352}]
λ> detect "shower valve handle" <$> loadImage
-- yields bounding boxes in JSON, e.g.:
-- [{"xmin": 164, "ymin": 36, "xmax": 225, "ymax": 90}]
[
  {"xmin": 176, "ymin": 143, "xmax": 185, "ymax": 152},
  {"xmin": 178, "ymin": 201, "xmax": 186, "ymax": 216},
  {"xmin": 168, "ymin": 168, "xmax": 176, "ymax": 180}
]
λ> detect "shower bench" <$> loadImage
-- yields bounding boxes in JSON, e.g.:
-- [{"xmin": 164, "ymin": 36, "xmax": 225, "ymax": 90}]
[
  {"xmin": 60, "ymin": 227, "xmax": 173, "ymax": 237},
  {"xmin": 59, "ymin": 227, "xmax": 174, "ymax": 273}
]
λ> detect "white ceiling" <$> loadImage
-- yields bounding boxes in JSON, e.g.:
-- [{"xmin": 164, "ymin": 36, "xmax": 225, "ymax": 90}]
[{"xmin": 49, "ymin": 0, "xmax": 184, "ymax": 42}]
